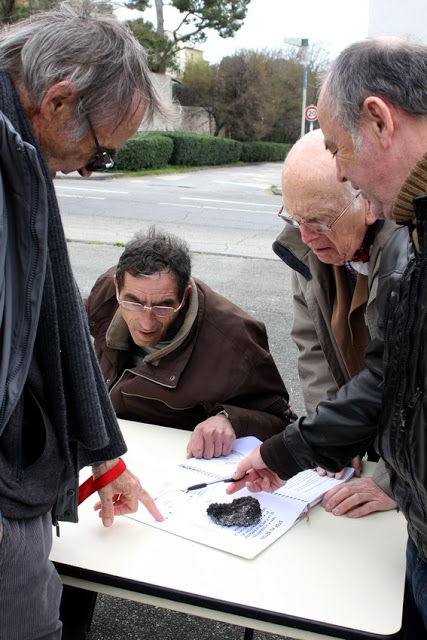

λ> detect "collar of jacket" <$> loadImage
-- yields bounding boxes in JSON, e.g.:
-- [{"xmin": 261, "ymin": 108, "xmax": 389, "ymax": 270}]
[
  {"xmin": 412, "ymin": 194, "xmax": 427, "ymax": 256},
  {"xmin": 393, "ymin": 151, "xmax": 427, "ymax": 224},
  {"xmin": 105, "ymin": 277, "xmax": 199, "ymax": 365},
  {"xmin": 273, "ymin": 224, "xmax": 312, "ymax": 280},
  {"xmin": 273, "ymin": 220, "xmax": 386, "ymax": 281}
]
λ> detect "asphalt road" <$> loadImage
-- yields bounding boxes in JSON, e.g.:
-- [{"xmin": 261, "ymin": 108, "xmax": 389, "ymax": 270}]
[
  {"xmin": 63, "ymin": 163, "xmax": 302, "ymax": 640},
  {"xmin": 56, "ymin": 163, "xmax": 284, "ymax": 259}
]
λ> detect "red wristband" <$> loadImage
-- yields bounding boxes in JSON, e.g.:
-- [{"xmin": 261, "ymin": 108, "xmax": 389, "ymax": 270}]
[{"xmin": 78, "ymin": 458, "xmax": 127, "ymax": 505}]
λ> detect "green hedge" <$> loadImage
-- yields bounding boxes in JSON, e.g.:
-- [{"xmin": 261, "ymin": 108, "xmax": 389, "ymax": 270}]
[
  {"xmin": 114, "ymin": 133, "xmax": 173, "ymax": 170},
  {"xmin": 240, "ymin": 141, "xmax": 292, "ymax": 163},
  {"xmin": 159, "ymin": 131, "xmax": 242, "ymax": 166},
  {"xmin": 115, "ymin": 132, "xmax": 292, "ymax": 170}
]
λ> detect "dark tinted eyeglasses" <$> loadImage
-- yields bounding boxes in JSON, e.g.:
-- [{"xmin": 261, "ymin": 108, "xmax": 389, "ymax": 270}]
[{"xmin": 85, "ymin": 115, "xmax": 115, "ymax": 172}]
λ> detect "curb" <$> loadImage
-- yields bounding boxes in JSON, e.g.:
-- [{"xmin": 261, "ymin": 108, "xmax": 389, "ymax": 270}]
[{"xmin": 55, "ymin": 172, "xmax": 125, "ymax": 180}]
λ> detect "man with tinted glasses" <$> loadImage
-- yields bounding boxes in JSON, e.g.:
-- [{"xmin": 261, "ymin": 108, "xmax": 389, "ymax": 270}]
[
  {"xmin": 273, "ymin": 129, "xmax": 397, "ymax": 517},
  {"xmin": 86, "ymin": 226, "xmax": 295, "ymax": 458},
  {"xmin": 0, "ymin": 2, "xmax": 169, "ymax": 638}
]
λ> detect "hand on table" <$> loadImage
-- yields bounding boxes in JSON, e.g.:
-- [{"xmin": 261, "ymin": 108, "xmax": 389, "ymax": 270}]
[
  {"xmin": 321, "ymin": 477, "xmax": 397, "ymax": 518},
  {"xmin": 186, "ymin": 414, "xmax": 236, "ymax": 459},
  {"xmin": 316, "ymin": 455, "xmax": 363, "ymax": 479},
  {"xmin": 225, "ymin": 445, "xmax": 285, "ymax": 495},
  {"xmin": 92, "ymin": 461, "xmax": 164, "ymax": 526}
]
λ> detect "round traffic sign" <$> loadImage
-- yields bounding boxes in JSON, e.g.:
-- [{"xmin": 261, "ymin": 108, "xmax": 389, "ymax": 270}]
[{"xmin": 305, "ymin": 104, "xmax": 318, "ymax": 121}]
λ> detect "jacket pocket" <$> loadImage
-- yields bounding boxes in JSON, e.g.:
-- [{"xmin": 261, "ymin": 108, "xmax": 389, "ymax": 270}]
[{"xmin": 15, "ymin": 385, "xmax": 64, "ymax": 509}]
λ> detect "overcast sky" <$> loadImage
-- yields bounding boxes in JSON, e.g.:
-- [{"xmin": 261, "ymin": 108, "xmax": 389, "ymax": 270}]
[{"xmin": 116, "ymin": 0, "xmax": 370, "ymax": 63}]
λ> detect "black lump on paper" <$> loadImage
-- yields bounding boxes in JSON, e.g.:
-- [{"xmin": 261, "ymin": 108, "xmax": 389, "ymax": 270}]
[{"xmin": 207, "ymin": 496, "xmax": 262, "ymax": 527}]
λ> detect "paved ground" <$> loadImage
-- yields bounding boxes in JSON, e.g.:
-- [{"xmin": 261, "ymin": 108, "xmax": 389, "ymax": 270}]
[
  {"xmin": 88, "ymin": 596, "xmax": 291, "ymax": 640},
  {"xmin": 56, "ymin": 163, "xmax": 284, "ymax": 260}
]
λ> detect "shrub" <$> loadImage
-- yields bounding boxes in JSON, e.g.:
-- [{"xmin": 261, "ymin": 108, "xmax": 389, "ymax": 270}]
[
  {"xmin": 114, "ymin": 134, "xmax": 173, "ymax": 171},
  {"xmin": 240, "ymin": 141, "xmax": 292, "ymax": 163},
  {"xmin": 160, "ymin": 132, "xmax": 242, "ymax": 166},
  {"xmin": 114, "ymin": 132, "xmax": 292, "ymax": 170}
]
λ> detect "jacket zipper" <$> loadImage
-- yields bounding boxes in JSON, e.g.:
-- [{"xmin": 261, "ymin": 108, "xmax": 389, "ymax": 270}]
[
  {"xmin": 396, "ymin": 258, "xmax": 427, "ymax": 520},
  {"xmin": 0, "ymin": 142, "xmax": 41, "ymax": 469},
  {"xmin": 385, "ymin": 259, "xmax": 413, "ymax": 466}
]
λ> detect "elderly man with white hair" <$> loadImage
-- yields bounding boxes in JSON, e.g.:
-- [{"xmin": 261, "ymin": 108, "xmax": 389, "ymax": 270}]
[{"xmin": 273, "ymin": 129, "xmax": 397, "ymax": 517}]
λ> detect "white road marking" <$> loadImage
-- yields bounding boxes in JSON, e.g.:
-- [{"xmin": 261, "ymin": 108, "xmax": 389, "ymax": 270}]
[
  {"xmin": 55, "ymin": 186, "xmax": 129, "ymax": 194},
  {"xmin": 159, "ymin": 202, "xmax": 277, "ymax": 214},
  {"xmin": 213, "ymin": 180, "xmax": 272, "ymax": 188},
  {"xmin": 181, "ymin": 197, "xmax": 277, "ymax": 208},
  {"xmin": 57, "ymin": 194, "xmax": 104, "ymax": 200}
]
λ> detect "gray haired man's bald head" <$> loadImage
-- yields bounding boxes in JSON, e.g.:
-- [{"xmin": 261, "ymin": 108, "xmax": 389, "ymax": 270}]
[
  {"xmin": 321, "ymin": 37, "xmax": 427, "ymax": 136},
  {"xmin": 0, "ymin": 0, "xmax": 166, "ymax": 139}
]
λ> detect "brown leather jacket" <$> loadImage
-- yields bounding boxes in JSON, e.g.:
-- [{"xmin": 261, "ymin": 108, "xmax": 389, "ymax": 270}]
[{"xmin": 86, "ymin": 268, "xmax": 293, "ymax": 440}]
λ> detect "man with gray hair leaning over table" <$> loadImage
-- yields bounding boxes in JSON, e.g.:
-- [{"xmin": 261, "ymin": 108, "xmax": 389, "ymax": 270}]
[
  {"xmin": 274, "ymin": 129, "xmax": 397, "ymax": 517},
  {"xmin": 228, "ymin": 38, "xmax": 427, "ymax": 638},
  {"xmin": 0, "ymin": 2, "xmax": 169, "ymax": 638}
]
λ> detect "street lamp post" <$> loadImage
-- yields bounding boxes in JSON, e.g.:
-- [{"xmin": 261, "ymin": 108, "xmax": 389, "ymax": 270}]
[{"xmin": 283, "ymin": 37, "xmax": 309, "ymax": 138}]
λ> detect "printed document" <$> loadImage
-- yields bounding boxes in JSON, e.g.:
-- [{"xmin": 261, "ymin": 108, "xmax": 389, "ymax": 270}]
[{"xmin": 127, "ymin": 436, "xmax": 354, "ymax": 559}]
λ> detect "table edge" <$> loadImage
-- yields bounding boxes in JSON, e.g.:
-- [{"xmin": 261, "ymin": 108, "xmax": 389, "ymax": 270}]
[{"xmin": 54, "ymin": 562, "xmax": 402, "ymax": 640}]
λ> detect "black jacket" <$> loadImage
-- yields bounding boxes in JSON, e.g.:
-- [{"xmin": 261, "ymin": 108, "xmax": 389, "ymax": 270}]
[
  {"xmin": 0, "ymin": 71, "xmax": 126, "ymax": 522},
  {"xmin": 262, "ymin": 205, "xmax": 427, "ymax": 561}
]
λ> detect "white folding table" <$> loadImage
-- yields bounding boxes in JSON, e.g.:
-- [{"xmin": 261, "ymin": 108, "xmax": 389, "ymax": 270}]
[{"xmin": 50, "ymin": 419, "xmax": 408, "ymax": 640}]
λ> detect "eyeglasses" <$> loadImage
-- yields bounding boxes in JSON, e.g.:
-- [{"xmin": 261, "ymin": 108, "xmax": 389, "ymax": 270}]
[
  {"xmin": 116, "ymin": 291, "xmax": 186, "ymax": 318},
  {"xmin": 278, "ymin": 190, "xmax": 361, "ymax": 234},
  {"xmin": 85, "ymin": 115, "xmax": 115, "ymax": 172}
]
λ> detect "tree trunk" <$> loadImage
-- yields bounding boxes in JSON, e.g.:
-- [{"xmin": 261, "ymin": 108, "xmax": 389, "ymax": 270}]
[
  {"xmin": 1, "ymin": 0, "xmax": 16, "ymax": 24},
  {"xmin": 213, "ymin": 120, "xmax": 225, "ymax": 137},
  {"xmin": 154, "ymin": 0, "xmax": 164, "ymax": 36}
]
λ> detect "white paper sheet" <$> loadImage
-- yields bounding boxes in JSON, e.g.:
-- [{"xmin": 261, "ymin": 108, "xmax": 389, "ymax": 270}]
[{"xmin": 127, "ymin": 437, "xmax": 354, "ymax": 559}]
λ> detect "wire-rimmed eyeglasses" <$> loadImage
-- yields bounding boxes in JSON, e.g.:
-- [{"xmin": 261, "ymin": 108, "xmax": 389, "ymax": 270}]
[
  {"xmin": 85, "ymin": 115, "xmax": 115, "ymax": 172},
  {"xmin": 278, "ymin": 190, "xmax": 361, "ymax": 234},
  {"xmin": 116, "ymin": 291, "xmax": 186, "ymax": 318}
]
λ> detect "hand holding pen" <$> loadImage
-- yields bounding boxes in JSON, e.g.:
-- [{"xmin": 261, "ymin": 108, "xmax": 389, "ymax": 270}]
[
  {"xmin": 186, "ymin": 473, "xmax": 249, "ymax": 492},
  {"xmin": 225, "ymin": 446, "xmax": 285, "ymax": 495}
]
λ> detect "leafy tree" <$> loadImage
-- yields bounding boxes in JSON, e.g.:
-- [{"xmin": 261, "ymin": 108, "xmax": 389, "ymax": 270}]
[
  {"xmin": 178, "ymin": 59, "xmax": 225, "ymax": 135},
  {"xmin": 125, "ymin": 0, "xmax": 251, "ymax": 45},
  {"xmin": 180, "ymin": 47, "xmax": 325, "ymax": 143},
  {"xmin": 0, "ymin": 0, "xmax": 55, "ymax": 24},
  {"xmin": 218, "ymin": 52, "xmax": 276, "ymax": 141},
  {"xmin": 126, "ymin": 18, "xmax": 179, "ymax": 73},
  {"xmin": 181, "ymin": 52, "xmax": 275, "ymax": 140},
  {"xmin": 0, "ymin": 0, "xmax": 113, "ymax": 24}
]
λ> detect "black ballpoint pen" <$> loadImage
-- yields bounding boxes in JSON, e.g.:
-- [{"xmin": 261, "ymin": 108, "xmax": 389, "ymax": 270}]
[{"xmin": 186, "ymin": 473, "xmax": 248, "ymax": 491}]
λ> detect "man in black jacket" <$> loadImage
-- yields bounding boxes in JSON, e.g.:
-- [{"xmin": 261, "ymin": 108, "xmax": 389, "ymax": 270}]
[
  {"xmin": 0, "ymin": 3, "xmax": 166, "ymax": 638},
  {"xmin": 228, "ymin": 38, "xmax": 427, "ymax": 638}
]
